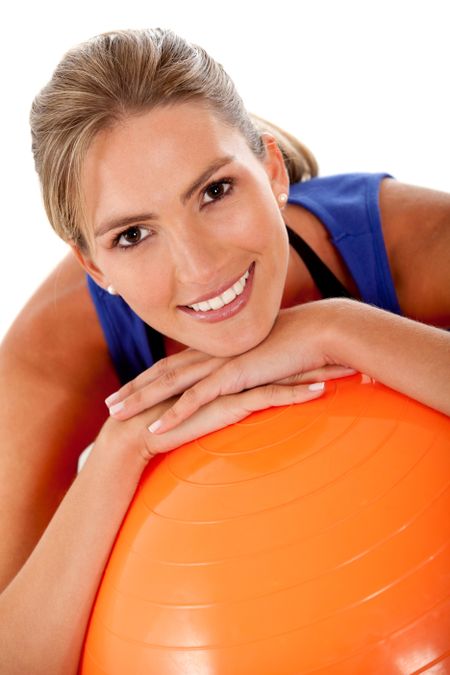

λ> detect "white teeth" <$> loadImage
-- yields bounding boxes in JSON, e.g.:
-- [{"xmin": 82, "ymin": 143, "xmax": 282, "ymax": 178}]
[
  {"xmin": 188, "ymin": 268, "xmax": 250, "ymax": 312},
  {"xmin": 232, "ymin": 279, "xmax": 244, "ymax": 295},
  {"xmin": 221, "ymin": 288, "xmax": 237, "ymax": 304},
  {"xmin": 209, "ymin": 296, "xmax": 225, "ymax": 310}
]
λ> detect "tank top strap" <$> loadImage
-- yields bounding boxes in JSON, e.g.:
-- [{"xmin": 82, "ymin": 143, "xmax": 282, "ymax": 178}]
[
  {"xmin": 286, "ymin": 224, "xmax": 354, "ymax": 299},
  {"xmin": 287, "ymin": 173, "xmax": 402, "ymax": 314}
]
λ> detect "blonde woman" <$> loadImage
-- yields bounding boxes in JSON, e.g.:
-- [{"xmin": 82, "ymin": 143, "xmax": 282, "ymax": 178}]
[{"xmin": 0, "ymin": 28, "xmax": 449, "ymax": 674}]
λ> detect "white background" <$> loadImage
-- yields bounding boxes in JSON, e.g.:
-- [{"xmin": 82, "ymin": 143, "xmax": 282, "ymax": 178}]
[{"xmin": 1, "ymin": 0, "xmax": 449, "ymax": 339}]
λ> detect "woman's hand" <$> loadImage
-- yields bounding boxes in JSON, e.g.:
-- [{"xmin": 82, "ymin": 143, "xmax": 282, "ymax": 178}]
[
  {"xmin": 103, "ymin": 292, "xmax": 450, "ymax": 431},
  {"xmin": 98, "ymin": 374, "xmax": 338, "ymax": 465},
  {"xmin": 103, "ymin": 302, "xmax": 357, "ymax": 437}
]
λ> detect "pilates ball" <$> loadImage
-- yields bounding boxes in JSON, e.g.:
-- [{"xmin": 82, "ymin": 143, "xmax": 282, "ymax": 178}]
[{"xmin": 81, "ymin": 376, "xmax": 450, "ymax": 674}]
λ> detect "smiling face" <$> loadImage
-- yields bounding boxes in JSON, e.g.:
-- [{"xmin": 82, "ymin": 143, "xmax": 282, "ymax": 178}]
[{"xmin": 76, "ymin": 102, "xmax": 291, "ymax": 356}]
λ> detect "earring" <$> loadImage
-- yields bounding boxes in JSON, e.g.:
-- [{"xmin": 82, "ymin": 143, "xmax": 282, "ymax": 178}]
[
  {"xmin": 278, "ymin": 192, "xmax": 288, "ymax": 206},
  {"xmin": 107, "ymin": 285, "xmax": 117, "ymax": 296}
]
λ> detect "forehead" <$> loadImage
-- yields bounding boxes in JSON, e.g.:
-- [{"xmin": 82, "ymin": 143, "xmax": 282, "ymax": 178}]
[{"xmin": 81, "ymin": 102, "xmax": 255, "ymax": 226}]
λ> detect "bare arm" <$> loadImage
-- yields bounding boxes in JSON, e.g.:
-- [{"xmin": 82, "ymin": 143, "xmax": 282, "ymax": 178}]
[
  {"xmin": 379, "ymin": 179, "xmax": 450, "ymax": 328},
  {"xmin": 105, "ymin": 298, "xmax": 450, "ymax": 435},
  {"xmin": 0, "ymin": 253, "xmax": 118, "ymax": 592},
  {"xmin": 323, "ymin": 298, "xmax": 450, "ymax": 414},
  {"xmin": 0, "ymin": 428, "xmax": 146, "ymax": 674},
  {"xmin": 0, "ymin": 253, "xmax": 120, "ymax": 672}
]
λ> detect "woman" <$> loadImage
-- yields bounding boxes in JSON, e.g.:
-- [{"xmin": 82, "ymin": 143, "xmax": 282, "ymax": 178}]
[{"xmin": 0, "ymin": 28, "xmax": 448, "ymax": 674}]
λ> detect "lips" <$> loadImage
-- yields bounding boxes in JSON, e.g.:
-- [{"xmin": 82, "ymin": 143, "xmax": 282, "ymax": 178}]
[
  {"xmin": 186, "ymin": 267, "xmax": 250, "ymax": 312},
  {"xmin": 178, "ymin": 262, "xmax": 255, "ymax": 323}
]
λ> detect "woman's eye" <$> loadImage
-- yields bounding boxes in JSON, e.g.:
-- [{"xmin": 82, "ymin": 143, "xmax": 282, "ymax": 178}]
[
  {"xmin": 115, "ymin": 226, "xmax": 150, "ymax": 248},
  {"xmin": 202, "ymin": 180, "xmax": 233, "ymax": 205}
]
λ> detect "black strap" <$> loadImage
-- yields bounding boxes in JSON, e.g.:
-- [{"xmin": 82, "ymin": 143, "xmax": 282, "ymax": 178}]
[
  {"xmin": 145, "ymin": 323, "xmax": 165, "ymax": 362},
  {"xmin": 286, "ymin": 224, "xmax": 354, "ymax": 300}
]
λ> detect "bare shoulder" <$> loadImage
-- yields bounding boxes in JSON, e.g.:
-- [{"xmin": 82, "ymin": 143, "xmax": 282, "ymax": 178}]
[
  {"xmin": 2, "ymin": 251, "xmax": 118, "ymax": 402},
  {"xmin": 0, "ymin": 252, "xmax": 119, "ymax": 589},
  {"xmin": 379, "ymin": 178, "xmax": 450, "ymax": 327}
]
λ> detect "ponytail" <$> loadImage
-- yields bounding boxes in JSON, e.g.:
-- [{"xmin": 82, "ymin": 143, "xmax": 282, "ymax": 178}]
[{"xmin": 250, "ymin": 114, "xmax": 318, "ymax": 183}]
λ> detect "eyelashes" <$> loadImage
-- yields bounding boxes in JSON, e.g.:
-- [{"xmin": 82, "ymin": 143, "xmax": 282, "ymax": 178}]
[
  {"xmin": 111, "ymin": 177, "xmax": 235, "ymax": 250},
  {"xmin": 112, "ymin": 225, "xmax": 151, "ymax": 249},
  {"xmin": 202, "ymin": 178, "xmax": 234, "ymax": 205}
]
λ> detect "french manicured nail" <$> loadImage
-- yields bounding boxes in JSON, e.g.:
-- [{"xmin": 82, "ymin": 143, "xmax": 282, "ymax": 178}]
[
  {"xmin": 109, "ymin": 401, "xmax": 125, "ymax": 415},
  {"xmin": 105, "ymin": 391, "xmax": 121, "ymax": 406},
  {"xmin": 308, "ymin": 382, "xmax": 325, "ymax": 392},
  {"xmin": 148, "ymin": 419, "xmax": 162, "ymax": 434}
]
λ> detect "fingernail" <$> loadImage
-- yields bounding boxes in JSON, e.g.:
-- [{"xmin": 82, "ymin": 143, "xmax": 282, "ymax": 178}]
[
  {"xmin": 109, "ymin": 401, "xmax": 125, "ymax": 416},
  {"xmin": 148, "ymin": 419, "xmax": 162, "ymax": 434},
  {"xmin": 308, "ymin": 382, "xmax": 325, "ymax": 392},
  {"xmin": 105, "ymin": 391, "xmax": 121, "ymax": 406}
]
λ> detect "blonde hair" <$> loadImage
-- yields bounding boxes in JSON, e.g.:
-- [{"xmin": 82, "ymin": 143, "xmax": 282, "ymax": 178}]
[{"xmin": 30, "ymin": 28, "xmax": 318, "ymax": 249}]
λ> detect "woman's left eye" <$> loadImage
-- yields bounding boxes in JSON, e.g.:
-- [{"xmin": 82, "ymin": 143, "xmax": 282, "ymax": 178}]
[{"xmin": 202, "ymin": 179, "xmax": 234, "ymax": 205}]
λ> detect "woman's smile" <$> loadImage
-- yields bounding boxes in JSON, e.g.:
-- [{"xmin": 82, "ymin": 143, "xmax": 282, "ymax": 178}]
[{"xmin": 178, "ymin": 261, "xmax": 255, "ymax": 322}]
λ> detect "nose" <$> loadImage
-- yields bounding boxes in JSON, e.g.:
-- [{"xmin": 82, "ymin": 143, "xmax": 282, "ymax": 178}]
[{"xmin": 169, "ymin": 225, "xmax": 225, "ymax": 286}]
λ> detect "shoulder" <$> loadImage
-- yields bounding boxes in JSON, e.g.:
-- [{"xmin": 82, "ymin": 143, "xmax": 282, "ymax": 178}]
[
  {"xmin": 1, "ymin": 252, "xmax": 119, "ymax": 439},
  {"xmin": 289, "ymin": 172, "xmax": 389, "ymax": 198},
  {"xmin": 379, "ymin": 177, "xmax": 450, "ymax": 227},
  {"xmin": 288, "ymin": 172, "xmax": 391, "ymax": 234},
  {"xmin": 379, "ymin": 178, "xmax": 450, "ymax": 327}
]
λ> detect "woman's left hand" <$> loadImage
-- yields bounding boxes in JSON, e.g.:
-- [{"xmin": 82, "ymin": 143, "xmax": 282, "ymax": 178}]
[{"xmin": 105, "ymin": 302, "xmax": 356, "ymax": 432}]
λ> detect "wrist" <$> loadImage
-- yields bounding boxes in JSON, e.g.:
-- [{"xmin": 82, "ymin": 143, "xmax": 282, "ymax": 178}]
[
  {"xmin": 313, "ymin": 298, "xmax": 360, "ymax": 368},
  {"xmin": 88, "ymin": 421, "xmax": 148, "ymax": 487}
]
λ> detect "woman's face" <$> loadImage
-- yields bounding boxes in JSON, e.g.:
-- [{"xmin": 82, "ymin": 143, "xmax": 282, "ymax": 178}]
[{"xmin": 78, "ymin": 102, "xmax": 290, "ymax": 356}]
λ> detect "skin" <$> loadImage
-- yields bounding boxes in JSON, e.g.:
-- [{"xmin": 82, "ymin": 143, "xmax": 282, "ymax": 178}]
[{"xmin": 0, "ymin": 100, "xmax": 449, "ymax": 673}]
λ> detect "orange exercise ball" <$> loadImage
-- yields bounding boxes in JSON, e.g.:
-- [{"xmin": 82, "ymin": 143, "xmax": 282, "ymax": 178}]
[{"xmin": 81, "ymin": 376, "xmax": 450, "ymax": 674}]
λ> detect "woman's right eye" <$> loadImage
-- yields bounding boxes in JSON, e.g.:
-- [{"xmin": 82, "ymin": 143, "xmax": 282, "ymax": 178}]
[{"xmin": 114, "ymin": 226, "xmax": 151, "ymax": 249}]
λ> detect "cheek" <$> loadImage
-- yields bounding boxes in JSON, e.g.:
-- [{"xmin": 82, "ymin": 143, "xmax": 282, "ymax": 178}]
[
  {"xmin": 229, "ymin": 192, "xmax": 285, "ymax": 253},
  {"xmin": 104, "ymin": 253, "xmax": 174, "ymax": 313},
  {"xmin": 251, "ymin": 200, "xmax": 289, "ymax": 273}
]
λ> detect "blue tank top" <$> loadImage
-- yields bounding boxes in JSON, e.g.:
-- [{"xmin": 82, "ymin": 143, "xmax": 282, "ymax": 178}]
[{"xmin": 87, "ymin": 172, "xmax": 401, "ymax": 384}]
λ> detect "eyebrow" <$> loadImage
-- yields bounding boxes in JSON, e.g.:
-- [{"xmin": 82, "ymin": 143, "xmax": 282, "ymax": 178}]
[
  {"xmin": 180, "ymin": 155, "xmax": 235, "ymax": 205},
  {"xmin": 94, "ymin": 154, "xmax": 235, "ymax": 238}
]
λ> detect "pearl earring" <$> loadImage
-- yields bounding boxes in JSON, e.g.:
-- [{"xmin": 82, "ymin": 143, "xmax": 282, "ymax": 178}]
[
  {"xmin": 107, "ymin": 285, "xmax": 117, "ymax": 296},
  {"xmin": 278, "ymin": 192, "xmax": 288, "ymax": 205}
]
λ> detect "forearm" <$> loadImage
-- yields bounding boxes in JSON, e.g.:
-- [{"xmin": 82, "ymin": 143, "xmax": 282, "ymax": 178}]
[
  {"xmin": 324, "ymin": 299, "xmax": 450, "ymax": 416},
  {"xmin": 0, "ymin": 443, "xmax": 146, "ymax": 675}
]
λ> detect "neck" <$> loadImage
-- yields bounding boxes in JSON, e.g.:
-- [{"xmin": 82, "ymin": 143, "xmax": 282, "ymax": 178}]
[{"xmin": 281, "ymin": 245, "xmax": 323, "ymax": 308}]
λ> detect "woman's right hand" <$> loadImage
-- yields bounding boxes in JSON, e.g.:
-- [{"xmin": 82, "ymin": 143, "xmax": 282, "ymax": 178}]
[{"xmin": 94, "ymin": 373, "xmax": 328, "ymax": 466}]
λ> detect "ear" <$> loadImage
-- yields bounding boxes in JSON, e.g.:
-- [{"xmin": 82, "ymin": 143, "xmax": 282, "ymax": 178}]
[
  {"xmin": 260, "ymin": 133, "xmax": 290, "ymax": 197},
  {"xmin": 69, "ymin": 242, "xmax": 109, "ymax": 290}
]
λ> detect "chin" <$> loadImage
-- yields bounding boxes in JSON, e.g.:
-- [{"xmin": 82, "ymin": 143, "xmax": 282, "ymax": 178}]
[{"xmin": 202, "ymin": 324, "xmax": 272, "ymax": 358}]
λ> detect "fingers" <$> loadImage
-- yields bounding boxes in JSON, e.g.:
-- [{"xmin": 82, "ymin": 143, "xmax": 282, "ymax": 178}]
[
  {"xmin": 146, "ymin": 354, "xmax": 346, "ymax": 435},
  {"xmin": 106, "ymin": 353, "xmax": 226, "ymax": 420},
  {"xmin": 105, "ymin": 349, "xmax": 209, "ymax": 405},
  {"xmin": 146, "ymin": 357, "xmax": 253, "ymax": 434},
  {"xmin": 148, "ymin": 375, "xmax": 327, "ymax": 436},
  {"xmin": 236, "ymin": 381, "xmax": 326, "ymax": 413},
  {"xmin": 142, "ymin": 382, "xmax": 326, "ymax": 458},
  {"xmin": 147, "ymin": 362, "xmax": 356, "ymax": 436}
]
